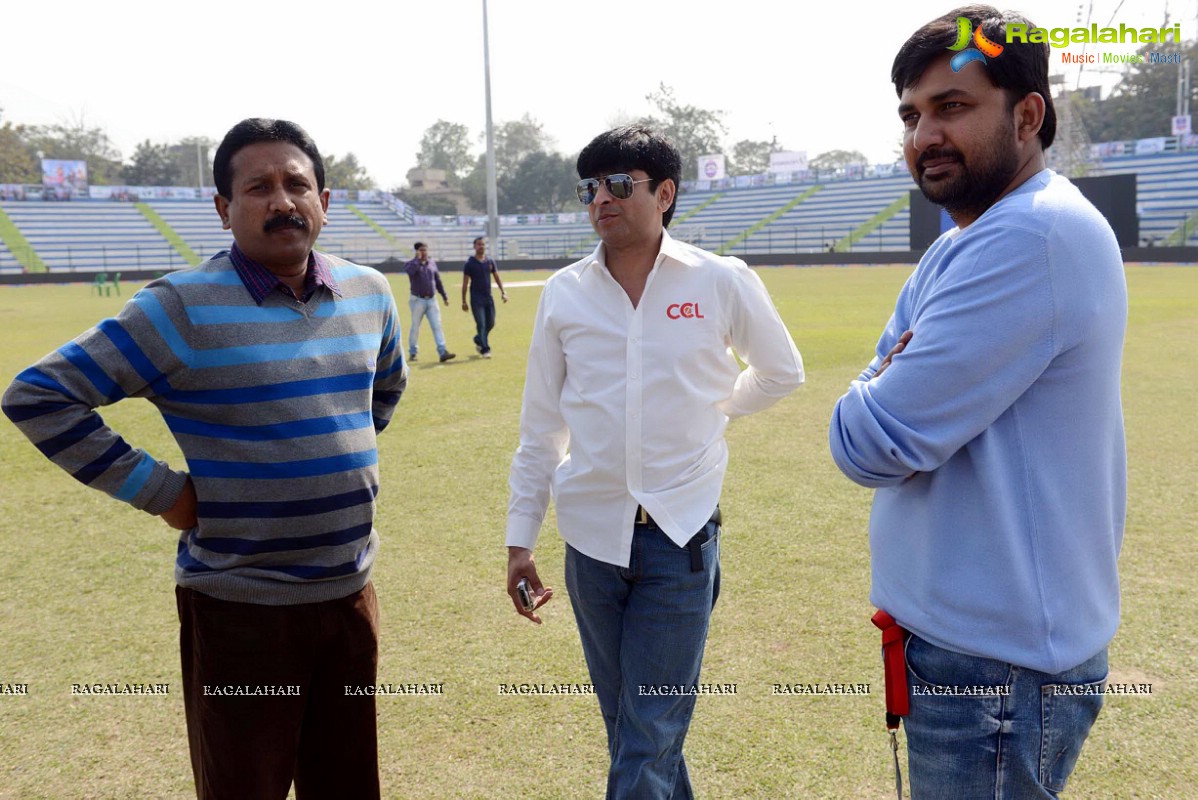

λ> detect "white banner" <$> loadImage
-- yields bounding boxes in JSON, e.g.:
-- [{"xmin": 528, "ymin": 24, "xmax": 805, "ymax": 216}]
[
  {"xmin": 1134, "ymin": 137, "xmax": 1167, "ymax": 155},
  {"xmin": 697, "ymin": 154, "xmax": 725, "ymax": 181},
  {"xmin": 768, "ymin": 151, "xmax": 808, "ymax": 174}
]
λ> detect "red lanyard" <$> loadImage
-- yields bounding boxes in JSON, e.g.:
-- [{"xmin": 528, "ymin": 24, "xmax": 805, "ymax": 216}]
[{"xmin": 872, "ymin": 609, "xmax": 909, "ymax": 799}]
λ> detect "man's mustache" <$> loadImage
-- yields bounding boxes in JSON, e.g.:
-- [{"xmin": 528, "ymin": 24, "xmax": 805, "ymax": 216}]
[
  {"xmin": 917, "ymin": 148, "xmax": 963, "ymax": 170},
  {"xmin": 264, "ymin": 214, "xmax": 307, "ymax": 233}
]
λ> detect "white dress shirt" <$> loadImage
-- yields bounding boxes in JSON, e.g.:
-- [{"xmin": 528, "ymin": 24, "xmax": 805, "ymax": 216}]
[{"xmin": 506, "ymin": 230, "xmax": 804, "ymax": 567}]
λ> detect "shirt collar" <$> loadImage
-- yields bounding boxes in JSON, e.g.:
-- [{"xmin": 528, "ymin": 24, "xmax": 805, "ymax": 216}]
[{"xmin": 230, "ymin": 243, "xmax": 341, "ymax": 304}]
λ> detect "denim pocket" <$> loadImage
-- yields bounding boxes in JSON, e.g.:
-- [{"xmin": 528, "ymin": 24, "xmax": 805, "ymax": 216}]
[
  {"xmin": 1039, "ymin": 677, "xmax": 1105, "ymax": 791},
  {"xmin": 905, "ymin": 634, "xmax": 1014, "ymax": 691},
  {"xmin": 705, "ymin": 526, "xmax": 721, "ymax": 608},
  {"xmin": 700, "ymin": 523, "xmax": 720, "ymax": 552},
  {"xmin": 903, "ymin": 635, "xmax": 1012, "ymax": 748}
]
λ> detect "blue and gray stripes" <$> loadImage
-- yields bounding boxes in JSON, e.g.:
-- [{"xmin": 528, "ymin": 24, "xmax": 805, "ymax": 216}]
[{"xmin": 2, "ymin": 252, "xmax": 407, "ymax": 606}]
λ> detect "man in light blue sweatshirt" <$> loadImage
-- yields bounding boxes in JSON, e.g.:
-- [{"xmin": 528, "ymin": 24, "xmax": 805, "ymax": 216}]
[{"xmin": 830, "ymin": 6, "xmax": 1126, "ymax": 798}]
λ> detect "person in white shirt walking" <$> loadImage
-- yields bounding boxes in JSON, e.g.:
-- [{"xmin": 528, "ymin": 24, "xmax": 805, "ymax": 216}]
[{"xmin": 504, "ymin": 126, "xmax": 804, "ymax": 799}]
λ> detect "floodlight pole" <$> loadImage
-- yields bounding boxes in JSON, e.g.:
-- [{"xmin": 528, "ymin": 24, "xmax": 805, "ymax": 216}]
[{"xmin": 483, "ymin": 0, "xmax": 499, "ymax": 243}]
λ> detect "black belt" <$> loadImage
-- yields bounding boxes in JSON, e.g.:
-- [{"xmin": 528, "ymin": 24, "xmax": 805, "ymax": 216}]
[{"xmin": 634, "ymin": 505, "xmax": 721, "ymax": 572}]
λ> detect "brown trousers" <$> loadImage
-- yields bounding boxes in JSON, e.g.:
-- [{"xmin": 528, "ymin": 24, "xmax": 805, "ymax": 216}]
[{"xmin": 176, "ymin": 583, "xmax": 381, "ymax": 800}]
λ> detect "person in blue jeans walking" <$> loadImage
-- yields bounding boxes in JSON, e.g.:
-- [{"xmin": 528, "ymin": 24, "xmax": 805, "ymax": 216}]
[
  {"xmin": 461, "ymin": 236, "xmax": 507, "ymax": 358},
  {"xmin": 830, "ymin": 6, "xmax": 1127, "ymax": 797},
  {"xmin": 404, "ymin": 242, "xmax": 455, "ymax": 363},
  {"xmin": 505, "ymin": 126, "xmax": 804, "ymax": 798}
]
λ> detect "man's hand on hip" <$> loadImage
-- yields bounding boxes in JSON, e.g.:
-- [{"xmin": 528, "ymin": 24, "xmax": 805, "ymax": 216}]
[{"xmin": 160, "ymin": 477, "xmax": 198, "ymax": 530}]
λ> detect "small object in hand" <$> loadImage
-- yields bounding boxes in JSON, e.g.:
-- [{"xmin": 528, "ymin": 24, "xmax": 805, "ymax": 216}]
[{"xmin": 516, "ymin": 577, "xmax": 535, "ymax": 612}]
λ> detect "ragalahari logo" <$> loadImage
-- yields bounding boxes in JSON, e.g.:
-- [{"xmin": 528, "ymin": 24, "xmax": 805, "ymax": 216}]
[{"xmin": 947, "ymin": 17, "xmax": 1004, "ymax": 72}]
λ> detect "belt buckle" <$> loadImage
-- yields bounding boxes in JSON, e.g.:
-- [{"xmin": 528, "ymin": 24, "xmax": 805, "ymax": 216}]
[{"xmin": 636, "ymin": 506, "xmax": 650, "ymax": 525}]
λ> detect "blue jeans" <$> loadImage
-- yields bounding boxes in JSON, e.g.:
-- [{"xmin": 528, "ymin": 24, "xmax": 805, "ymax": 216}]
[
  {"xmin": 565, "ymin": 521, "xmax": 721, "ymax": 800},
  {"xmin": 408, "ymin": 295, "xmax": 447, "ymax": 358},
  {"xmin": 471, "ymin": 296, "xmax": 496, "ymax": 354},
  {"xmin": 903, "ymin": 634, "xmax": 1107, "ymax": 799}
]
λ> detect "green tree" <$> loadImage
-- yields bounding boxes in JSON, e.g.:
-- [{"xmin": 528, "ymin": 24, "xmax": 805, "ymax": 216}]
[
  {"xmin": 0, "ymin": 118, "xmax": 40, "ymax": 184},
  {"xmin": 1076, "ymin": 39, "xmax": 1198, "ymax": 141},
  {"xmin": 809, "ymin": 149, "xmax": 868, "ymax": 171},
  {"xmin": 25, "ymin": 119, "xmax": 123, "ymax": 184},
  {"xmin": 123, "ymin": 140, "xmax": 181, "ymax": 186},
  {"xmin": 499, "ymin": 150, "xmax": 578, "ymax": 213},
  {"xmin": 460, "ymin": 155, "xmax": 488, "ymax": 211},
  {"xmin": 636, "ymin": 84, "xmax": 728, "ymax": 180},
  {"xmin": 324, "ymin": 153, "xmax": 375, "ymax": 190},
  {"xmin": 416, "ymin": 120, "xmax": 474, "ymax": 184},
  {"xmin": 169, "ymin": 136, "xmax": 217, "ymax": 188},
  {"xmin": 493, "ymin": 114, "xmax": 553, "ymax": 176},
  {"xmin": 729, "ymin": 138, "xmax": 781, "ymax": 176},
  {"xmin": 462, "ymin": 114, "xmax": 559, "ymax": 211}
]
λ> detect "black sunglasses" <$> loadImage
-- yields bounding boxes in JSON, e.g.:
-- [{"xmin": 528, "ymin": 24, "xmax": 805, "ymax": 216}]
[{"xmin": 576, "ymin": 174, "xmax": 652, "ymax": 205}]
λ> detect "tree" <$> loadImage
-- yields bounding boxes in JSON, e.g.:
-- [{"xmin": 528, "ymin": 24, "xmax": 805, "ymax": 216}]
[
  {"xmin": 0, "ymin": 118, "xmax": 40, "ymax": 184},
  {"xmin": 809, "ymin": 149, "xmax": 868, "ymax": 171},
  {"xmin": 460, "ymin": 155, "xmax": 489, "ymax": 212},
  {"xmin": 499, "ymin": 151, "xmax": 578, "ymax": 213},
  {"xmin": 123, "ymin": 140, "xmax": 181, "ymax": 186},
  {"xmin": 25, "ymin": 118, "xmax": 123, "ymax": 184},
  {"xmin": 169, "ymin": 136, "xmax": 217, "ymax": 188},
  {"xmin": 416, "ymin": 120, "xmax": 475, "ymax": 184},
  {"xmin": 636, "ymin": 84, "xmax": 728, "ymax": 180},
  {"xmin": 1075, "ymin": 38, "xmax": 1198, "ymax": 142},
  {"xmin": 729, "ymin": 138, "xmax": 781, "ymax": 176},
  {"xmin": 492, "ymin": 114, "xmax": 554, "ymax": 177},
  {"xmin": 462, "ymin": 114, "xmax": 559, "ymax": 212},
  {"xmin": 324, "ymin": 153, "xmax": 375, "ymax": 190}
]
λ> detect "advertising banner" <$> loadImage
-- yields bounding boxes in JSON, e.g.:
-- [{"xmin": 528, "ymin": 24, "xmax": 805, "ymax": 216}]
[
  {"xmin": 697, "ymin": 154, "xmax": 726, "ymax": 181},
  {"xmin": 41, "ymin": 159, "xmax": 88, "ymax": 199}
]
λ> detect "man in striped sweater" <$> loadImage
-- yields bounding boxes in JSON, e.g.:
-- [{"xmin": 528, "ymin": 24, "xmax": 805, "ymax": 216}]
[{"xmin": 2, "ymin": 118, "xmax": 407, "ymax": 799}]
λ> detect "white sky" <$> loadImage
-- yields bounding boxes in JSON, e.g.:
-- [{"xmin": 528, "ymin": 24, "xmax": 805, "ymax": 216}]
[{"xmin": 1, "ymin": 0, "xmax": 1190, "ymax": 189}]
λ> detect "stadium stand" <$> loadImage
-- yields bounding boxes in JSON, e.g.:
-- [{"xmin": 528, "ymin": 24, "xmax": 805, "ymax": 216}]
[
  {"xmin": 0, "ymin": 239, "xmax": 16, "ymax": 274},
  {"xmin": 1, "ymin": 140, "xmax": 1195, "ymax": 274},
  {"xmin": 147, "ymin": 200, "xmax": 232, "ymax": 264},
  {"xmin": 1097, "ymin": 150, "xmax": 1198, "ymax": 246},
  {"xmin": 0, "ymin": 202, "xmax": 184, "ymax": 273}
]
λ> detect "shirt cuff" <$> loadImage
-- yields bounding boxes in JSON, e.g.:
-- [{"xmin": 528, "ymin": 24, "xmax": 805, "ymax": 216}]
[
  {"xmin": 142, "ymin": 468, "xmax": 190, "ymax": 516},
  {"xmin": 505, "ymin": 514, "xmax": 542, "ymax": 551}
]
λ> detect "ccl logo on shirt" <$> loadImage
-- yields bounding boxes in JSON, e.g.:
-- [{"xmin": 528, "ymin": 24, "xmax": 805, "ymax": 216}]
[{"xmin": 666, "ymin": 302, "xmax": 705, "ymax": 320}]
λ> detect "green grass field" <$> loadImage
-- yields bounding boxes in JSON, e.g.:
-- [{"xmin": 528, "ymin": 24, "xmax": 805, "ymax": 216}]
[{"xmin": 0, "ymin": 265, "xmax": 1194, "ymax": 799}]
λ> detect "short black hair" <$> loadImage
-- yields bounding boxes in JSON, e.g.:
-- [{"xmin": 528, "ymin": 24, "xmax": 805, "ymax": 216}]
[
  {"xmin": 213, "ymin": 118, "xmax": 325, "ymax": 199},
  {"xmin": 891, "ymin": 4, "xmax": 1055, "ymax": 148},
  {"xmin": 576, "ymin": 126, "xmax": 682, "ymax": 227},
  {"xmin": 414, "ymin": 242, "xmax": 426, "ymax": 250},
  {"xmin": 473, "ymin": 236, "xmax": 485, "ymax": 246}
]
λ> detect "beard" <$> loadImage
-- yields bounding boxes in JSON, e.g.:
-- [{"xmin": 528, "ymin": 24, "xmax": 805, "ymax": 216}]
[{"xmin": 915, "ymin": 119, "xmax": 1020, "ymax": 221}]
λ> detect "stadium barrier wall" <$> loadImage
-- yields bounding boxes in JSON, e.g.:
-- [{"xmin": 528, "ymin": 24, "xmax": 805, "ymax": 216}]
[{"xmin": 3, "ymin": 248, "xmax": 1195, "ymax": 286}]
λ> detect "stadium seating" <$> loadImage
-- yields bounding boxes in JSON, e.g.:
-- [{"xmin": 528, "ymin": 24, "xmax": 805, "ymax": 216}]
[
  {"xmin": 1, "ymin": 144, "xmax": 1195, "ymax": 274},
  {"xmin": 0, "ymin": 202, "xmax": 184, "ymax": 273},
  {"xmin": 1097, "ymin": 151, "xmax": 1198, "ymax": 246},
  {"xmin": 0, "ymin": 239, "xmax": 17, "ymax": 274}
]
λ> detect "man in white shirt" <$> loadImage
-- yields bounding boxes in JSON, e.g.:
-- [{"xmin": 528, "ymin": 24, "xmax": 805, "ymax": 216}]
[{"xmin": 505, "ymin": 126, "xmax": 804, "ymax": 798}]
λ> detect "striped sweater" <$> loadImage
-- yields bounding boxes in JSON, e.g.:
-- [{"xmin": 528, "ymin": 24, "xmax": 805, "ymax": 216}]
[{"xmin": 2, "ymin": 251, "xmax": 407, "ymax": 605}]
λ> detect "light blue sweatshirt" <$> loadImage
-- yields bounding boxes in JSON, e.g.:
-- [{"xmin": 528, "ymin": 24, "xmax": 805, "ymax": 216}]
[{"xmin": 830, "ymin": 170, "xmax": 1127, "ymax": 674}]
